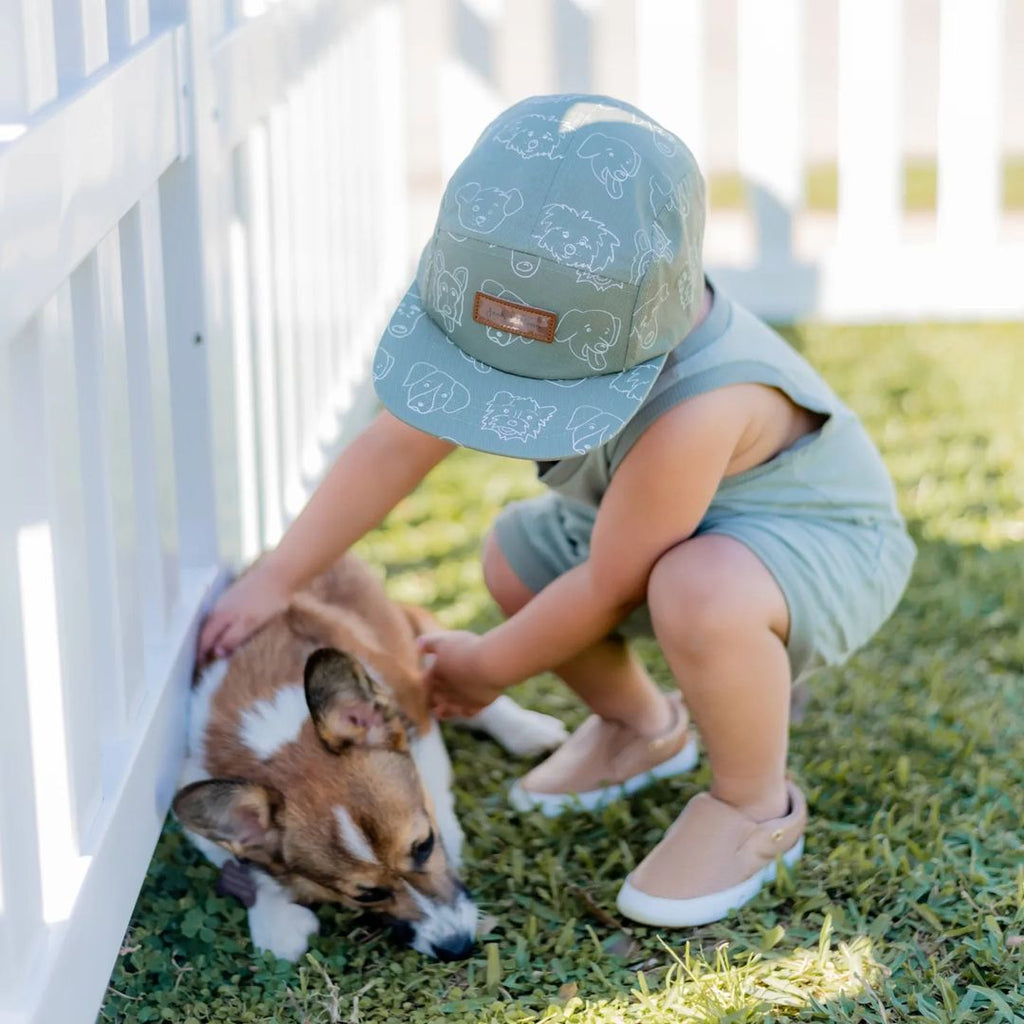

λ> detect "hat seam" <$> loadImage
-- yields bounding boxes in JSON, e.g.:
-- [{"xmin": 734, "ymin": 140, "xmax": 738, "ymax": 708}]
[{"xmin": 438, "ymin": 217, "xmax": 638, "ymax": 290}]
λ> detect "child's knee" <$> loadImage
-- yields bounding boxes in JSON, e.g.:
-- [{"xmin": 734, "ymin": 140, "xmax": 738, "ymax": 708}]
[{"xmin": 647, "ymin": 535, "xmax": 789, "ymax": 651}]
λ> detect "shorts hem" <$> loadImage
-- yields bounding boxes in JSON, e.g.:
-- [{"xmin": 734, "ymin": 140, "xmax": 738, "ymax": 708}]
[{"xmin": 492, "ymin": 506, "xmax": 561, "ymax": 596}]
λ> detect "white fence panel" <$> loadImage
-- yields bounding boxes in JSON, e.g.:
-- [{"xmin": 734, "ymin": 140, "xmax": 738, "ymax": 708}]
[{"xmin": 0, "ymin": 1, "xmax": 408, "ymax": 1021}]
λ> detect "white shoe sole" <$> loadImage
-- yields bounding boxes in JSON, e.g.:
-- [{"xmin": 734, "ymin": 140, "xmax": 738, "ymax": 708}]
[
  {"xmin": 507, "ymin": 733, "xmax": 699, "ymax": 817},
  {"xmin": 615, "ymin": 835, "xmax": 804, "ymax": 927}
]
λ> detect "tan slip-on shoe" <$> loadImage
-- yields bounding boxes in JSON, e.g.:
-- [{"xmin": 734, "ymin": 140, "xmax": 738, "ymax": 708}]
[
  {"xmin": 615, "ymin": 780, "xmax": 807, "ymax": 927},
  {"xmin": 508, "ymin": 692, "xmax": 698, "ymax": 817}
]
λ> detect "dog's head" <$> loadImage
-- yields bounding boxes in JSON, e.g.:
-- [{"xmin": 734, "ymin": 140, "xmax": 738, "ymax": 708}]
[{"xmin": 174, "ymin": 647, "xmax": 476, "ymax": 961}]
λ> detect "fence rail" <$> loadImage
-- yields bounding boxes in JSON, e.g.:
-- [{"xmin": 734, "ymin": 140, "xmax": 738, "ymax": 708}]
[{"xmin": 1, "ymin": 1, "xmax": 1020, "ymax": 1022}]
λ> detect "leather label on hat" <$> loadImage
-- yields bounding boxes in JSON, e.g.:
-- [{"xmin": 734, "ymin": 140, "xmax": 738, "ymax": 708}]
[{"xmin": 473, "ymin": 291, "xmax": 557, "ymax": 343}]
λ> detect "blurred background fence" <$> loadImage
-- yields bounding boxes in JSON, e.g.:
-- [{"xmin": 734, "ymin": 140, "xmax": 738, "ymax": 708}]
[{"xmin": 0, "ymin": 1, "xmax": 1020, "ymax": 1022}]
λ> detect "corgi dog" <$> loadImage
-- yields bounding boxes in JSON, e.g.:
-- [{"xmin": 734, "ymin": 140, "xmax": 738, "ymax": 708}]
[{"xmin": 174, "ymin": 554, "xmax": 567, "ymax": 961}]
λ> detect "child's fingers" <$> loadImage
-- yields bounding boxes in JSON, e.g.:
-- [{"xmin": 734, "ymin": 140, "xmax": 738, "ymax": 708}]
[
  {"xmin": 216, "ymin": 620, "xmax": 252, "ymax": 658},
  {"xmin": 416, "ymin": 632, "xmax": 441, "ymax": 653},
  {"xmin": 197, "ymin": 614, "xmax": 228, "ymax": 664}
]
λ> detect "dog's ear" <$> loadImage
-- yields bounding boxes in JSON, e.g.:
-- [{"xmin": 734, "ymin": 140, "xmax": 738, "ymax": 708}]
[
  {"xmin": 303, "ymin": 648, "xmax": 407, "ymax": 753},
  {"xmin": 173, "ymin": 780, "xmax": 284, "ymax": 864}
]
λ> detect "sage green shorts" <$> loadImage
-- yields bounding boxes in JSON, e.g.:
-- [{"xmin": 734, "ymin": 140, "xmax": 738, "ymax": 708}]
[{"xmin": 493, "ymin": 490, "xmax": 916, "ymax": 684}]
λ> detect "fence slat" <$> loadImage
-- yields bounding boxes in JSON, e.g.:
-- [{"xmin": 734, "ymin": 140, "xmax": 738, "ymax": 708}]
[
  {"xmin": 0, "ymin": 0, "xmax": 58, "ymax": 117},
  {"xmin": 53, "ymin": 0, "xmax": 109, "ymax": 93},
  {"xmin": 41, "ymin": 287, "xmax": 105, "ymax": 851},
  {"xmin": 106, "ymin": 0, "xmax": 151, "ymax": 56},
  {"xmin": 70, "ymin": 242, "xmax": 146, "ymax": 739},
  {"xmin": 736, "ymin": 0, "xmax": 804, "ymax": 249},
  {"xmin": 119, "ymin": 203, "xmax": 179, "ymax": 651},
  {"xmin": 266, "ymin": 99, "xmax": 306, "ymax": 517},
  {"xmin": 635, "ymin": 0, "xmax": 703, "ymax": 166},
  {"xmin": 837, "ymin": 0, "xmax": 903, "ymax": 250},
  {"xmin": 283, "ymin": 74, "xmax": 322, "ymax": 484},
  {"xmin": 0, "ymin": 322, "xmax": 47, "ymax": 998},
  {"xmin": 226, "ymin": 167, "xmax": 262, "ymax": 564},
  {"xmin": 137, "ymin": 188, "xmax": 183, "ymax": 622},
  {"xmin": 306, "ymin": 59, "xmax": 336, "ymax": 447},
  {"xmin": 937, "ymin": 0, "xmax": 1003, "ymax": 248},
  {"xmin": 374, "ymin": 0, "xmax": 409, "ymax": 326},
  {"xmin": 236, "ymin": 124, "xmax": 285, "ymax": 547},
  {"xmin": 322, "ymin": 44, "xmax": 349, "ymax": 415}
]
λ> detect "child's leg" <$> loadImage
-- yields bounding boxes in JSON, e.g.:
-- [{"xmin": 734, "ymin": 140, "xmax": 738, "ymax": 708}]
[
  {"xmin": 647, "ymin": 533, "xmax": 791, "ymax": 821},
  {"xmin": 482, "ymin": 532, "xmax": 673, "ymax": 737}
]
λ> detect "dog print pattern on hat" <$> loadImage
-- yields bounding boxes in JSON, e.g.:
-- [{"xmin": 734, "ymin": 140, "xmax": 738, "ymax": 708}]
[{"xmin": 373, "ymin": 93, "xmax": 706, "ymax": 461}]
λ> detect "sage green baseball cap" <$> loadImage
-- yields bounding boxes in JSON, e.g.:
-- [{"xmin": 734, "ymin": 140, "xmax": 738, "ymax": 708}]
[{"xmin": 373, "ymin": 93, "xmax": 706, "ymax": 460}]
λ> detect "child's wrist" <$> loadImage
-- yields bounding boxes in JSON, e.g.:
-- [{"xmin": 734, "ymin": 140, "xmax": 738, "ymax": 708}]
[
  {"xmin": 475, "ymin": 633, "xmax": 516, "ymax": 693},
  {"xmin": 260, "ymin": 547, "xmax": 303, "ymax": 596}
]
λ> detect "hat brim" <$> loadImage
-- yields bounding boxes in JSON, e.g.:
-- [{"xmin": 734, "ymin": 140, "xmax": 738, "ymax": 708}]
[{"xmin": 372, "ymin": 281, "xmax": 669, "ymax": 460}]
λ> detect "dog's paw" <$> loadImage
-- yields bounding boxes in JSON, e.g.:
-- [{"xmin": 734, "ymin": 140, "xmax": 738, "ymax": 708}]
[
  {"xmin": 497, "ymin": 708, "xmax": 569, "ymax": 756},
  {"xmin": 467, "ymin": 696, "xmax": 569, "ymax": 757},
  {"xmin": 249, "ymin": 896, "xmax": 320, "ymax": 962}
]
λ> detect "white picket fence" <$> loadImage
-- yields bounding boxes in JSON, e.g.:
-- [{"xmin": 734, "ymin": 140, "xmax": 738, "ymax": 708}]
[
  {"xmin": 0, "ymin": 1, "xmax": 408, "ymax": 1022},
  {"xmin": 0, "ymin": 1, "xmax": 1020, "ymax": 1022}
]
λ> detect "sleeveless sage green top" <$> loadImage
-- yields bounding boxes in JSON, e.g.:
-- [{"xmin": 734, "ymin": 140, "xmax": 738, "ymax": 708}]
[{"xmin": 535, "ymin": 281, "xmax": 905, "ymax": 529}]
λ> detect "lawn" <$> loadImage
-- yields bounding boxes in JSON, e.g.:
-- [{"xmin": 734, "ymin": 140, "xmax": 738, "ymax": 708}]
[{"xmin": 103, "ymin": 321, "xmax": 1024, "ymax": 1023}]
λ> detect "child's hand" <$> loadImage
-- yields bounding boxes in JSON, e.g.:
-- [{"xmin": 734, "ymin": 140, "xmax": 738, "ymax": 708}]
[
  {"xmin": 197, "ymin": 561, "xmax": 292, "ymax": 665},
  {"xmin": 418, "ymin": 630, "xmax": 504, "ymax": 719}
]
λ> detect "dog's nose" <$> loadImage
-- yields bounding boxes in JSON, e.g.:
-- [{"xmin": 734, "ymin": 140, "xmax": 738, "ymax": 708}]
[{"xmin": 432, "ymin": 934, "xmax": 476, "ymax": 961}]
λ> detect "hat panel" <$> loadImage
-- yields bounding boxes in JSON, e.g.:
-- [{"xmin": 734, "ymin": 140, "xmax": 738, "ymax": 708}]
[
  {"xmin": 421, "ymin": 233, "xmax": 638, "ymax": 379},
  {"xmin": 623, "ymin": 177, "xmax": 706, "ymax": 368}
]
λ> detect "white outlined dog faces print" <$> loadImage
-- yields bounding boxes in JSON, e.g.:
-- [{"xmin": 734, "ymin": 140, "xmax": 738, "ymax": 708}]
[
  {"xmin": 494, "ymin": 114, "xmax": 565, "ymax": 160},
  {"xmin": 403, "ymin": 362, "xmax": 471, "ymax": 416},
  {"xmin": 510, "ymin": 251, "xmax": 542, "ymax": 279},
  {"xmin": 630, "ymin": 282, "xmax": 670, "ymax": 350},
  {"xmin": 430, "ymin": 253, "xmax": 469, "ymax": 333},
  {"xmin": 630, "ymin": 224, "xmax": 673, "ymax": 286},
  {"xmin": 610, "ymin": 363, "xmax": 659, "ymax": 401},
  {"xmin": 533, "ymin": 204, "xmax": 619, "ymax": 275},
  {"xmin": 576, "ymin": 132, "xmax": 641, "ymax": 199},
  {"xmin": 373, "ymin": 348, "xmax": 395, "ymax": 381},
  {"xmin": 481, "ymin": 392, "xmax": 556, "ymax": 443},
  {"xmin": 555, "ymin": 308, "xmax": 622, "ymax": 372},
  {"xmin": 387, "ymin": 293, "xmax": 427, "ymax": 338},
  {"xmin": 566, "ymin": 406, "xmax": 624, "ymax": 454},
  {"xmin": 455, "ymin": 183, "xmax": 524, "ymax": 234}
]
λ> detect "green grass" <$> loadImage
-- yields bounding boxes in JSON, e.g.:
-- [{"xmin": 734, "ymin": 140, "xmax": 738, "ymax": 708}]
[
  {"xmin": 103, "ymin": 322, "xmax": 1024, "ymax": 1022},
  {"xmin": 707, "ymin": 157, "xmax": 1024, "ymax": 212}
]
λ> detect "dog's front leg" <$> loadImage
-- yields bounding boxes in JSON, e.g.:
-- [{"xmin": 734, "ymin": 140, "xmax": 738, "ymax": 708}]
[
  {"xmin": 410, "ymin": 723, "xmax": 465, "ymax": 867},
  {"xmin": 458, "ymin": 695, "xmax": 568, "ymax": 757},
  {"xmin": 246, "ymin": 872, "xmax": 320, "ymax": 962}
]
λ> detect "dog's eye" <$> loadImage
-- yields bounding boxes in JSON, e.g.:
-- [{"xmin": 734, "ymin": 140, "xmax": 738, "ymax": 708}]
[
  {"xmin": 411, "ymin": 831, "xmax": 434, "ymax": 868},
  {"xmin": 353, "ymin": 886, "xmax": 392, "ymax": 904}
]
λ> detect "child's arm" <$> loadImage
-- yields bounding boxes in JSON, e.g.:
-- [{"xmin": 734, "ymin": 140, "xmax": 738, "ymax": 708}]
[
  {"xmin": 422, "ymin": 389, "xmax": 750, "ymax": 713},
  {"xmin": 198, "ymin": 410, "xmax": 455, "ymax": 662}
]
